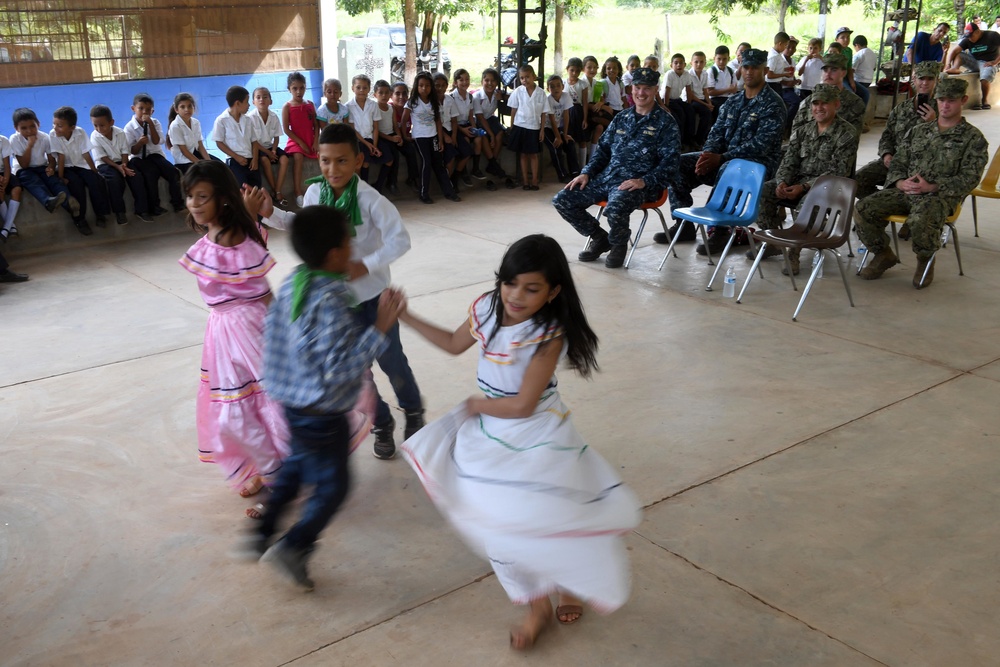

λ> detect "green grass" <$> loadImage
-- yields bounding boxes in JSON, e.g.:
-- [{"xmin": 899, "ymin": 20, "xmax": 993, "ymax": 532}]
[{"xmin": 336, "ymin": 0, "xmax": 889, "ymax": 79}]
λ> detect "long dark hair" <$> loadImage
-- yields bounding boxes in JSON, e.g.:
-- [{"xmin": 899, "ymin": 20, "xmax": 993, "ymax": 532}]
[
  {"xmin": 168, "ymin": 92, "xmax": 195, "ymax": 125},
  {"xmin": 407, "ymin": 71, "xmax": 440, "ymax": 122},
  {"xmin": 487, "ymin": 235, "xmax": 599, "ymax": 377},
  {"xmin": 182, "ymin": 161, "xmax": 266, "ymax": 248}
]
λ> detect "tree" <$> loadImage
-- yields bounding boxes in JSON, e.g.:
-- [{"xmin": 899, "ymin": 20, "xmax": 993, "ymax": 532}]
[{"xmin": 551, "ymin": 0, "xmax": 592, "ymax": 75}]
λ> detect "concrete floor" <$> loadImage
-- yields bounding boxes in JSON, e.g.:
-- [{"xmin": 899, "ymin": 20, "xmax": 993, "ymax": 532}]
[{"xmin": 3, "ymin": 112, "xmax": 1000, "ymax": 667}]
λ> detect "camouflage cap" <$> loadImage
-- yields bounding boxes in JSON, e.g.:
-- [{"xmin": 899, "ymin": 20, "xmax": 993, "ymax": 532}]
[
  {"xmin": 935, "ymin": 77, "xmax": 968, "ymax": 99},
  {"xmin": 821, "ymin": 53, "xmax": 848, "ymax": 69},
  {"xmin": 811, "ymin": 83, "xmax": 841, "ymax": 103},
  {"xmin": 742, "ymin": 48, "xmax": 767, "ymax": 67},
  {"xmin": 630, "ymin": 66, "xmax": 660, "ymax": 87},
  {"xmin": 914, "ymin": 60, "xmax": 942, "ymax": 79}
]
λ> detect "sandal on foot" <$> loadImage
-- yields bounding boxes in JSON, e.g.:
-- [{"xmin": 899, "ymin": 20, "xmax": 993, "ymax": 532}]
[
  {"xmin": 556, "ymin": 604, "xmax": 584, "ymax": 624},
  {"xmin": 239, "ymin": 476, "xmax": 265, "ymax": 498},
  {"xmin": 246, "ymin": 503, "xmax": 265, "ymax": 520}
]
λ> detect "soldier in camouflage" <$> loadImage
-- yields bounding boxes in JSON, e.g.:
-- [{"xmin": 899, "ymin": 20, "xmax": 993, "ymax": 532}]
[
  {"xmin": 856, "ymin": 77, "xmax": 988, "ymax": 288},
  {"xmin": 654, "ymin": 48, "xmax": 786, "ymax": 256},
  {"xmin": 553, "ymin": 67, "xmax": 680, "ymax": 268},
  {"xmin": 792, "ymin": 53, "xmax": 867, "ymax": 137},
  {"xmin": 753, "ymin": 84, "xmax": 859, "ymax": 274},
  {"xmin": 855, "ymin": 60, "xmax": 942, "ymax": 200}
]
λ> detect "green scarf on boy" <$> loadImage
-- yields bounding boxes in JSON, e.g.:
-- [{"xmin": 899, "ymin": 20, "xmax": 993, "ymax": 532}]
[{"xmin": 304, "ymin": 173, "xmax": 364, "ymax": 234}]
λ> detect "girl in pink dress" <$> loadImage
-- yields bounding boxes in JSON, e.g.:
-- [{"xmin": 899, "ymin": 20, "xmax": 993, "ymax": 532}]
[
  {"xmin": 178, "ymin": 161, "xmax": 290, "ymax": 514},
  {"xmin": 281, "ymin": 71, "xmax": 319, "ymax": 206}
]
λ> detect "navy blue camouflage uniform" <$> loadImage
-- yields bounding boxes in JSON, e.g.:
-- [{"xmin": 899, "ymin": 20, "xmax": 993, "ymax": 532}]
[
  {"xmin": 669, "ymin": 86, "xmax": 786, "ymax": 216},
  {"xmin": 552, "ymin": 104, "xmax": 679, "ymax": 246}
]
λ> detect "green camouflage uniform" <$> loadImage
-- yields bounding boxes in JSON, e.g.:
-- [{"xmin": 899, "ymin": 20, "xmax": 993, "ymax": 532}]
[
  {"xmin": 792, "ymin": 86, "xmax": 867, "ymax": 137},
  {"xmin": 757, "ymin": 116, "xmax": 859, "ymax": 230},
  {"xmin": 855, "ymin": 118, "xmax": 988, "ymax": 259},
  {"xmin": 855, "ymin": 97, "xmax": 939, "ymax": 199}
]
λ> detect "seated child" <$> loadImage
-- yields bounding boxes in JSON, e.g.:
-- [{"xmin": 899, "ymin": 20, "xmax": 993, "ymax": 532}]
[
  {"xmin": 248, "ymin": 87, "xmax": 290, "ymax": 207},
  {"xmin": 50, "ymin": 106, "xmax": 112, "ymax": 231},
  {"xmin": 706, "ymin": 46, "xmax": 738, "ymax": 123},
  {"xmin": 0, "ymin": 132, "xmax": 24, "ymax": 241},
  {"xmin": 543, "ymin": 74, "xmax": 580, "ymax": 182},
  {"xmin": 622, "ymin": 54, "xmax": 641, "ymax": 106},
  {"xmin": 662, "ymin": 53, "xmax": 696, "ymax": 147},
  {"xmin": 797, "ymin": 38, "xmax": 825, "ymax": 101},
  {"xmin": 563, "ymin": 57, "xmax": 591, "ymax": 169},
  {"xmin": 124, "ymin": 93, "xmax": 184, "ymax": 215},
  {"xmin": 238, "ymin": 205, "xmax": 402, "ymax": 590},
  {"xmin": 449, "ymin": 69, "xmax": 484, "ymax": 184},
  {"xmin": 473, "ymin": 68, "xmax": 507, "ymax": 179},
  {"xmin": 90, "ymin": 105, "xmax": 150, "ymax": 224},
  {"xmin": 282, "ymin": 72, "xmax": 320, "ymax": 206},
  {"xmin": 346, "ymin": 74, "xmax": 392, "ymax": 192},
  {"xmin": 315, "ymin": 77, "xmax": 350, "ymax": 127},
  {"xmin": 212, "ymin": 86, "xmax": 260, "ymax": 188},
  {"xmin": 9, "ymin": 107, "xmax": 79, "ymax": 230},
  {"xmin": 168, "ymin": 92, "xmax": 215, "ymax": 174},
  {"xmin": 684, "ymin": 51, "xmax": 714, "ymax": 148},
  {"xmin": 433, "ymin": 72, "xmax": 462, "ymax": 191},
  {"xmin": 373, "ymin": 79, "xmax": 404, "ymax": 194},
  {"xmin": 389, "ymin": 82, "xmax": 420, "ymax": 192}
]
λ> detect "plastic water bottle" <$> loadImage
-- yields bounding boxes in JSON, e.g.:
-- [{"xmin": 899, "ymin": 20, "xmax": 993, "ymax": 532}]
[
  {"xmin": 857, "ymin": 243, "xmax": 867, "ymax": 261},
  {"xmin": 812, "ymin": 250, "xmax": 824, "ymax": 278},
  {"xmin": 723, "ymin": 266, "xmax": 736, "ymax": 297}
]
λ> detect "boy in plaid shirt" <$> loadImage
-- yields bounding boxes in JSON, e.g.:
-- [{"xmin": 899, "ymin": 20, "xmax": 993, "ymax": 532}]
[{"xmin": 242, "ymin": 206, "xmax": 401, "ymax": 590}]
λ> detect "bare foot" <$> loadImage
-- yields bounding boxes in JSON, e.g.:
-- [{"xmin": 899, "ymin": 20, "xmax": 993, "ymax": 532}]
[
  {"xmin": 510, "ymin": 598, "xmax": 553, "ymax": 651},
  {"xmin": 556, "ymin": 592, "xmax": 584, "ymax": 624}
]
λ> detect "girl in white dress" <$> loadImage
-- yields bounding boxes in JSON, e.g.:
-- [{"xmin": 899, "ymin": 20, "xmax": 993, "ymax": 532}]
[{"xmin": 396, "ymin": 234, "xmax": 641, "ymax": 651}]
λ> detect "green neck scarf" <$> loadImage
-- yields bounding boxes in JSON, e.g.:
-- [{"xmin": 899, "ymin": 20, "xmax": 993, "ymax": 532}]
[
  {"xmin": 305, "ymin": 173, "xmax": 363, "ymax": 235},
  {"xmin": 290, "ymin": 265, "xmax": 346, "ymax": 322}
]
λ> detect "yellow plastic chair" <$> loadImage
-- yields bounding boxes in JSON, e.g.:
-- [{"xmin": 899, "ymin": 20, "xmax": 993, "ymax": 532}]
[
  {"xmin": 971, "ymin": 146, "xmax": 1000, "ymax": 237},
  {"xmin": 856, "ymin": 204, "xmax": 963, "ymax": 288}
]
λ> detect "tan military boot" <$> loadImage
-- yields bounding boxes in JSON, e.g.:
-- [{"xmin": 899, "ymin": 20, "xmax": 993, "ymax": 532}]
[
  {"xmin": 781, "ymin": 248, "xmax": 801, "ymax": 276},
  {"xmin": 913, "ymin": 255, "xmax": 935, "ymax": 289},
  {"xmin": 897, "ymin": 222, "xmax": 911, "ymax": 240},
  {"xmin": 859, "ymin": 247, "xmax": 900, "ymax": 280}
]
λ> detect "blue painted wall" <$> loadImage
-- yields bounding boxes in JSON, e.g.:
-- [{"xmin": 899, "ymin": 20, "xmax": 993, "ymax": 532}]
[{"xmin": 1, "ymin": 70, "xmax": 324, "ymax": 159}]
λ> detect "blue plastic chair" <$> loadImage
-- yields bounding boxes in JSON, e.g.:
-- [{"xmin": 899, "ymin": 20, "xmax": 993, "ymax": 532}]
[{"xmin": 657, "ymin": 158, "xmax": 767, "ymax": 291}]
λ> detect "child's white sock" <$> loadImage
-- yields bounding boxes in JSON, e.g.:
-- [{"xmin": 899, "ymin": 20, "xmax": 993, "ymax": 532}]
[{"xmin": 2, "ymin": 201, "xmax": 17, "ymax": 232}]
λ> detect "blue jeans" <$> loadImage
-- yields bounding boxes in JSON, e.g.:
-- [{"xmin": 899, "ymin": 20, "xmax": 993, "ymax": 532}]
[
  {"xmin": 357, "ymin": 294, "xmax": 422, "ymax": 427},
  {"xmin": 854, "ymin": 81, "xmax": 871, "ymax": 107},
  {"xmin": 16, "ymin": 166, "xmax": 71, "ymax": 211},
  {"xmin": 257, "ymin": 407, "xmax": 351, "ymax": 551}
]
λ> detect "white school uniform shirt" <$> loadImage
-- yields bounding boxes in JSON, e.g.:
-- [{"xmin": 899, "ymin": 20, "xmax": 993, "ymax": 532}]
[
  {"xmin": 49, "ymin": 126, "xmax": 93, "ymax": 169},
  {"xmin": 9, "ymin": 131, "xmax": 52, "ymax": 174},
  {"xmin": 707, "ymin": 64, "xmax": 737, "ymax": 97},
  {"xmin": 797, "ymin": 56, "xmax": 824, "ymax": 91},
  {"xmin": 684, "ymin": 69, "xmax": 709, "ymax": 102},
  {"xmin": 262, "ymin": 179, "xmax": 411, "ymax": 303},
  {"xmin": 0, "ymin": 135, "xmax": 11, "ymax": 172},
  {"xmin": 547, "ymin": 92, "xmax": 573, "ymax": 130},
  {"xmin": 439, "ymin": 95, "xmax": 459, "ymax": 132},
  {"xmin": 376, "ymin": 105, "xmax": 396, "ymax": 135},
  {"xmin": 662, "ymin": 70, "xmax": 693, "ymax": 100},
  {"xmin": 90, "ymin": 127, "xmax": 130, "ymax": 164},
  {"xmin": 622, "ymin": 70, "xmax": 634, "ymax": 87},
  {"xmin": 211, "ymin": 110, "xmax": 253, "ymax": 159},
  {"xmin": 123, "ymin": 116, "xmax": 167, "ymax": 159},
  {"xmin": 602, "ymin": 77, "xmax": 625, "ymax": 110},
  {"xmin": 508, "ymin": 84, "xmax": 549, "ymax": 130},
  {"xmin": 346, "ymin": 98, "xmax": 382, "ymax": 140},
  {"xmin": 408, "ymin": 99, "xmax": 438, "ymax": 139},
  {"xmin": 246, "ymin": 107, "xmax": 282, "ymax": 150},
  {"xmin": 449, "ymin": 89, "xmax": 475, "ymax": 125},
  {"xmin": 168, "ymin": 116, "xmax": 204, "ymax": 165},
  {"xmin": 852, "ymin": 48, "xmax": 878, "ymax": 85},
  {"xmin": 765, "ymin": 47, "xmax": 788, "ymax": 83},
  {"xmin": 562, "ymin": 78, "xmax": 590, "ymax": 106},
  {"xmin": 472, "ymin": 88, "xmax": 502, "ymax": 117}
]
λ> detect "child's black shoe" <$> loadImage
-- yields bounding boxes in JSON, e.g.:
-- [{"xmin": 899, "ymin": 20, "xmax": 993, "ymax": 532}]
[
  {"xmin": 152, "ymin": 206, "xmax": 169, "ymax": 216},
  {"xmin": 373, "ymin": 417, "xmax": 396, "ymax": 460},
  {"xmin": 74, "ymin": 219, "xmax": 93, "ymax": 236},
  {"xmin": 45, "ymin": 192, "xmax": 67, "ymax": 213},
  {"xmin": 404, "ymin": 409, "xmax": 426, "ymax": 440},
  {"xmin": 260, "ymin": 539, "xmax": 314, "ymax": 591},
  {"xmin": 116, "ymin": 212, "xmax": 129, "ymax": 225},
  {"xmin": 95, "ymin": 215, "xmax": 108, "ymax": 228}
]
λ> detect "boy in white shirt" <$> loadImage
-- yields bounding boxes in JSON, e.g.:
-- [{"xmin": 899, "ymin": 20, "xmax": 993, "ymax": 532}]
[
  {"xmin": 212, "ymin": 85, "xmax": 260, "ymax": 188},
  {"xmin": 706, "ymin": 45, "xmax": 737, "ymax": 122},
  {"xmin": 124, "ymin": 93, "xmax": 183, "ymax": 215},
  {"xmin": 662, "ymin": 53, "xmax": 696, "ymax": 148},
  {"xmin": 9, "ymin": 107, "xmax": 78, "ymax": 229},
  {"xmin": 91, "ymin": 104, "xmax": 152, "ymax": 223},
  {"xmin": 796, "ymin": 38, "xmax": 825, "ymax": 101},
  {"xmin": 852, "ymin": 35, "xmax": 877, "ymax": 107},
  {"xmin": 765, "ymin": 31, "xmax": 794, "ymax": 94},
  {"xmin": 543, "ymin": 75, "xmax": 579, "ymax": 182},
  {"xmin": 259, "ymin": 123, "xmax": 425, "ymax": 460},
  {"xmin": 684, "ymin": 51, "xmax": 714, "ymax": 148},
  {"xmin": 346, "ymin": 74, "xmax": 392, "ymax": 192},
  {"xmin": 0, "ymin": 133, "xmax": 24, "ymax": 241},
  {"xmin": 51, "ymin": 106, "xmax": 111, "ymax": 231},
  {"xmin": 248, "ymin": 86, "xmax": 289, "ymax": 206}
]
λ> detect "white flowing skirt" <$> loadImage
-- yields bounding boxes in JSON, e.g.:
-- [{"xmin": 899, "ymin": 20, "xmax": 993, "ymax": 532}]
[{"xmin": 401, "ymin": 393, "xmax": 642, "ymax": 609}]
